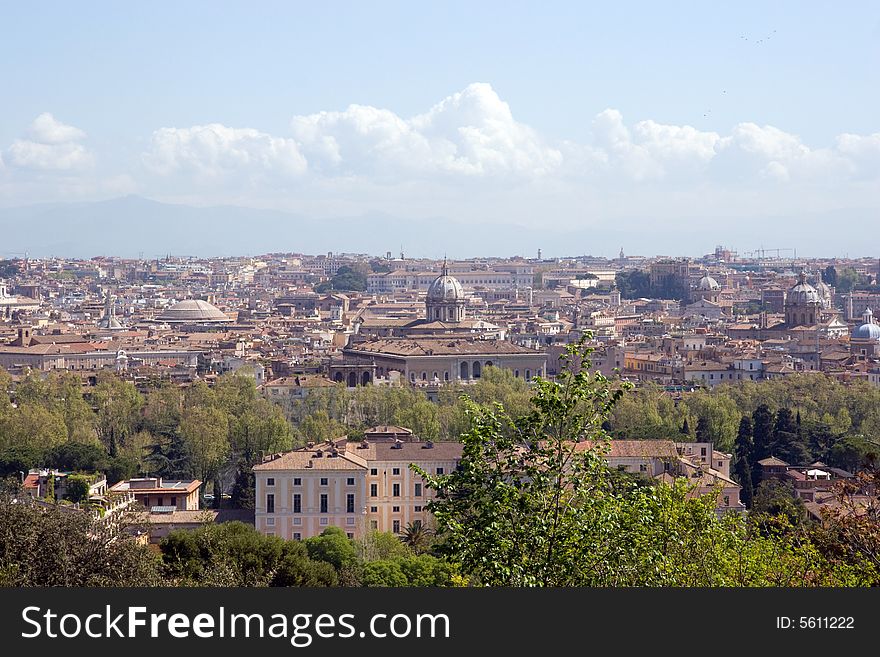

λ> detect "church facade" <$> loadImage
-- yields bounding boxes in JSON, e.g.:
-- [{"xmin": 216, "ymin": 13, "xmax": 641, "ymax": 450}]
[{"xmin": 330, "ymin": 264, "xmax": 547, "ymax": 386}]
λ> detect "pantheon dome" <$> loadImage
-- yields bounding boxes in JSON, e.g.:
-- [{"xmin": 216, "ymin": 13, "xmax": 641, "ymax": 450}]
[{"xmin": 157, "ymin": 299, "xmax": 230, "ymax": 324}]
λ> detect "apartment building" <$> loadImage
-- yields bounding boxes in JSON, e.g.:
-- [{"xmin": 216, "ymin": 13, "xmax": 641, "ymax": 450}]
[{"xmin": 254, "ymin": 435, "xmax": 463, "ymax": 540}]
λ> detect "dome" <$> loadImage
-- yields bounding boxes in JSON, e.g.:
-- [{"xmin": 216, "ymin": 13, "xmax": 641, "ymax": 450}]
[
  {"xmin": 157, "ymin": 299, "xmax": 229, "ymax": 323},
  {"xmin": 426, "ymin": 263, "xmax": 464, "ymax": 302},
  {"xmin": 787, "ymin": 272, "xmax": 820, "ymax": 305},
  {"xmin": 853, "ymin": 309, "xmax": 880, "ymax": 340},
  {"xmin": 698, "ymin": 275, "xmax": 721, "ymax": 291}
]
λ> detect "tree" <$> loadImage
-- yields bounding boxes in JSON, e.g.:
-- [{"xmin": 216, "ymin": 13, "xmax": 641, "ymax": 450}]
[
  {"xmin": 680, "ymin": 417, "xmax": 691, "ymax": 437},
  {"xmin": 771, "ymin": 408, "xmax": 810, "ymax": 465},
  {"xmin": 823, "ymin": 265, "xmax": 838, "ymax": 288},
  {"xmin": 0, "ymin": 492, "xmax": 161, "ymax": 586},
  {"xmin": 413, "ymin": 338, "xmax": 633, "ymax": 585},
  {"xmin": 0, "ymin": 403, "xmax": 68, "ymax": 452},
  {"xmin": 229, "ymin": 462, "xmax": 255, "ymax": 509},
  {"xmin": 64, "ymin": 474, "xmax": 91, "ymax": 504},
  {"xmin": 314, "ymin": 266, "xmax": 367, "ymax": 293},
  {"xmin": 304, "ymin": 527, "xmax": 359, "ymax": 570},
  {"xmin": 751, "ymin": 480, "xmax": 806, "ymax": 527},
  {"xmin": 733, "ymin": 416, "xmax": 755, "ymax": 507},
  {"xmin": 615, "ymin": 269, "xmax": 651, "ymax": 299},
  {"xmin": 399, "ymin": 520, "xmax": 433, "ymax": 554},
  {"xmin": 696, "ymin": 416, "xmax": 711, "ymax": 442},
  {"xmin": 751, "ymin": 404, "xmax": 775, "ymax": 478},
  {"xmin": 92, "ymin": 374, "xmax": 143, "ymax": 457},
  {"xmin": 179, "ymin": 406, "xmax": 230, "ymax": 503}
]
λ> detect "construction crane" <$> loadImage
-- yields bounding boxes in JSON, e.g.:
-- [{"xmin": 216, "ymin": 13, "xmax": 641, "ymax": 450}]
[{"xmin": 740, "ymin": 247, "xmax": 795, "ymax": 260}]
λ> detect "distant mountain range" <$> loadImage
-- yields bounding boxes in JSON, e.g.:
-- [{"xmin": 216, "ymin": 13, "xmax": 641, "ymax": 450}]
[{"xmin": 0, "ymin": 195, "xmax": 875, "ymax": 259}]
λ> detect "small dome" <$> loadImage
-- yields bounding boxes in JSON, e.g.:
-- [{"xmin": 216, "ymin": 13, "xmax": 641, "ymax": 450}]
[
  {"xmin": 787, "ymin": 272, "xmax": 820, "ymax": 305},
  {"xmin": 157, "ymin": 299, "xmax": 229, "ymax": 323},
  {"xmin": 698, "ymin": 275, "xmax": 721, "ymax": 291},
  {"xmin": 853, "ymin": 308, "xmax": 880, "ymax": 340}
]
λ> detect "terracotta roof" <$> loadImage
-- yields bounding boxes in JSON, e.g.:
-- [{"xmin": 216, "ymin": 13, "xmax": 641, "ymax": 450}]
[
  {"xmin": 254, "ymin": 448, "xmax": 366, "ymax": 471},
  {"xmin": 577, "ymin": 439, "xmax": 679, "ymax": 459},
  {"xmin": 758, "ymin": 456, "xmax": 789, "ymax": 466},
  {"xmin": 346, "ymin": 337, "xmax": 541, "ymax": 357}
]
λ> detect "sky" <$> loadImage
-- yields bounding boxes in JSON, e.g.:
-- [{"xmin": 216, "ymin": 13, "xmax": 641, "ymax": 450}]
[{"xmin": 1, "ymin": 1, "xmax": 879, "ymax": 256}]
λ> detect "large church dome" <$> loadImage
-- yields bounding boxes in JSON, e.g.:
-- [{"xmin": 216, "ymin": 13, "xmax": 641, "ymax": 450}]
[
  {"xmin": 787, "ymin": 272, "xmax": 820, "ymax": 305},
  {"xmin": 425, "ymin": 261, "xmax": 465, "ymax": 323},
  {"xmin": 698, "ymin": 275, "xmax": 721, "ymax": 291},
  {"xmin": 157, "ymin": 299, "xmax": 230, "ymax": 323},
  {"xmin": 427, "ymin": 267, "xmax": 464, "ymax": 302}
]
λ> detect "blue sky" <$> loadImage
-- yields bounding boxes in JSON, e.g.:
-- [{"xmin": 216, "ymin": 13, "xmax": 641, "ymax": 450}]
[{"xmin": 1, "ymin": 1, "xmax": 879, "ymax": 255}]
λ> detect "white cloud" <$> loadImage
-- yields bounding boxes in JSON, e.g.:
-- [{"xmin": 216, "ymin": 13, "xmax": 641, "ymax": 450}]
[
  {"xmin": 835, "ymin": 132, "xmax": 880, "ymax": 177},
  {"xmin": 28, "ymin": 112, "xmax": 87, "ymax": 144},
  {"xmin": 143, "ymin": 124, "xmax": 307, "ymax": 180},
  {"xmin": 3, "ymin": 113, "xmax": 93, "ymax": 172},
  {"xmin": 290, "ymin": 82, "xmax": 562, "ymax": 178}
]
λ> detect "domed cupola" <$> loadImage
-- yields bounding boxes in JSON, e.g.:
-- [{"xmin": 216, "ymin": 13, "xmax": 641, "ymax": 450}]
[
  {"xmin": 698, "ymin": 275, "xmax": 721, "ymax": 291},
  {"xmin": 853, "ymin": 308, "xmax": 880, "ymax": 340},
  {"xmin": 426, "ymin": 260, "xmax": 466, "ymax": 323},
  {"xmin": 785, "ymin": 271, "xmax": 821, "ymax": 327},
  {"xmin": 813, "ymin": 271, "xmax": 833, "ymax": 310}
]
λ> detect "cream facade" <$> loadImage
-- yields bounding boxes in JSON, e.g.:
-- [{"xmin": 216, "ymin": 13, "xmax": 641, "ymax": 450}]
[{"xmin": 254, "ymin": 439, "xmax": 462, "ymax": 540}]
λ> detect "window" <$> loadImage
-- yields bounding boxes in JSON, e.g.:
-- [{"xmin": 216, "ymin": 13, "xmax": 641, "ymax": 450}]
[
  {"xmin": 266, "ymin": 478, "xmax": 275, "ymax": 486},
  {"xmin": 414, "ymin": 483, "xmax": 422, "ymax": 497},
  {"xmin": 346, "ymin": 477, "xmax": 355, "ymax": 486},
  {"xmin": 436, "ymin": 467, "xmax": 444, "ymax": 475},
  {"xmin": 370, "ymin": 520, "xmax": 378, "ymax": 530},
  {"xmin": 392, "ymin": 505, "xmax": 400, "ymax": 512},
  {"xmin": 700, "ymin": 447, "xmax": 707, "ymax": 456},
  {"xmin": 346, "ymin": 493, "xmax": 355, "ymax": 513},
  {"xmin": 347, "ymin": 533, "xmax": 354, "ymax": 539},
  {"xmin": 293, "ymin": 477, "xmax": 302, "ymax": 486},
  {"xmin": 370, "ymin": 506, "xmax": 378, "ymax": 513},
  {"xmin": 392, "ymin": 467, "xmax": 400, "ymax": 476},
  {"xmin": 293, "ymin": 532, "xmax": 301, "ymax": 541},
  {"xmin": 370, "ymin": 483, "xmax": 378, "ymax": 497},
  {"xmin": 393, "ymin": 520, "xmax": 400, "ymax": 533},
  {"xmin": 320, "ymin": 477, "xmax": 328, "ymax": 486},
  {"xmin": 293, "ymin": 517, "xmax": 302, "ymax": 526},
  {"xmin": 392, "ymin": 483, "xmax": 400, "ymax": 497},
  {"xmin": 266, "ymin": 493, "xmax": 275, "ymax": 514},
  {"xmin": 414, "ymin": 506, "xmax": 422, "ymax": 512},
  {"xmin": 266, "ymin": 517, "xmax": 275, "ymax": 526},
  {"xmin": 320, "ymin": 494, "xmax": 328, "ymax": 514},
  {"xmin": 320, "ymin": 518, "xmax": 328, "ymax": 526},
  {"xmin": 293, "ymin": 494, "xmax": 301, "ymax": 513},
  {"xmin": 723, "ymin": 496, "xmax": 730, "ymax": 507},
  {"xmin": 266, "ymin": 531, "xmax": 275, "ymax": 537},
  {"xmin": 370, "ymin": 468, "xmax": 378, "ymax": 476},
  {"xmin": 639, "ymin": 464, "xmax": 647, "ymax": 472}
]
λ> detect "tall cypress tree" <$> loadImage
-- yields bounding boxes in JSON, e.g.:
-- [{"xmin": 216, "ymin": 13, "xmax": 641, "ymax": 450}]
[
  {"xmin": 751, "ymin": 404, "xmax": 774, "ymax": 485},
  {"xmin": 734, "ymin": 416, "xmax": 754, "ymax": 507}
]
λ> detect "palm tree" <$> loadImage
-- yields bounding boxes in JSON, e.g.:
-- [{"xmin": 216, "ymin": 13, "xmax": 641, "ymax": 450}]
[{"xmin": 399, "ymin": 520, "xmax": 433, "ymax": 553}]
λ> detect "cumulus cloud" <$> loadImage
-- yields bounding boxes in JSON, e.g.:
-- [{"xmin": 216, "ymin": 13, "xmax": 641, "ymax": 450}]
[
  {"xmin": 143, "ymin": 124, "xmax": 307, "ymax": 180},
  {"xmin": 290, "ymin": 82, "xmax": 562, "ymax": 178},
  {"xmin": 137, "ymin": 85, "xmax": 880, "ymax": 197},
  {"xmin": 4, "ymin": 113, "xmax": 93, "ymax": 171},
  {"xmin": 28, "ymin": 112, "xmax": 87, "ymax": 144},
  {"xmin": 835, "ymin": 132, "xmax": 880, "ymax": 177}
]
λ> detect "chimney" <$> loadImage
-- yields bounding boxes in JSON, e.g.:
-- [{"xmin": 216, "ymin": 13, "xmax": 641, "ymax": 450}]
[{"xmin": 18, "ymin": 326, "xmax": 32, "ymax": 347}]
